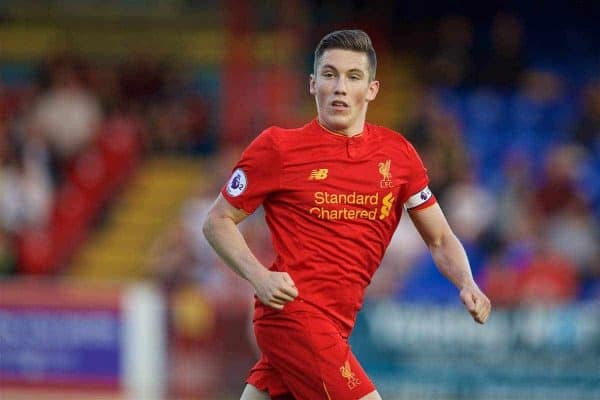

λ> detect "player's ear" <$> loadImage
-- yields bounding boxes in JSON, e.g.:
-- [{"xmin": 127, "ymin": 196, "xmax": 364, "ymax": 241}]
[
  {"xmin": 309, "ymin": 74, "xmax": 316, "ymax": 95},
  {"xmin": 365, "ymin": 80, "xmax": 379, "ymax": 102}
]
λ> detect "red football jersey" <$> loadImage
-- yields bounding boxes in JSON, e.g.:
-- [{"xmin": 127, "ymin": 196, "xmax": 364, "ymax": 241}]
[{"xmin": 222, "ymin": 119, "xmax": 435, "ymax": 336}]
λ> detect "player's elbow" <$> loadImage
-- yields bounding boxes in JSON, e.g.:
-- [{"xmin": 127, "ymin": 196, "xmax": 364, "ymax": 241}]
[
  {"xmin": 202, "ymin": 206, "xmax": 233, "ymax": 242},
  {"xmin": 202, "ymin": 209, "xmax": 219, "ymax": 242}
]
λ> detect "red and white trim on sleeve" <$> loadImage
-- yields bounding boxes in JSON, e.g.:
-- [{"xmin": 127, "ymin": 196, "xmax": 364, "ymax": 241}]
[{"xmin": 404, "ymin": 186, "xmax": 436, "ymax": 211}]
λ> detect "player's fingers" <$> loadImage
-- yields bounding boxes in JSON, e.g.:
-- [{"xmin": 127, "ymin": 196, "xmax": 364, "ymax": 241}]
[
  {"xmin": 471, "ymin": 307, "xmax": 484, "ymax": 324},
  {"xmin": 461, "ymin": 291, "xmax": 477, "ymax": 312},
  {"xmin": 282, "ymin": 273, "xmax": 297, "ymax": 287},
  {"xmin": 481, "ymin": 310, "xmax": 490, "ymax": 323},
  {"xmin": 474, "ymin": 307, "xmax": 486, "ymax": 323},
  {"xmin": 475, "ymin": 299, "xmax": 487, "ymax": 316},
  {"xmin": 267, "ymin": 298, "xmax": 285, "ymax": 310},
  {"xmin": 273, "ymin": 290, "xmax": 295, "ymax": 303},
  {"xmin": 481, "ymin": 300, "xmax": 492, "ymax": 322},
  {"xmin": 474, "ymin": 297, "xmax": 491, "ymax": 324},
  {"xmin": 466, "ymin": 294, "xmax": 486, "ymax": 323},
  {"xmin": 477, "ymin": 310, "xmax": 490, "ymax": 324},
  {"xmin": 476, "ymin": 294, "xmax": 490, "ymax": 312},
  {"xmin": 280, "ymin": 284, "xmax": 299, "ymax": 298},
  {"xmin": 258, "ymin": 295, "xmax": 284, "ymax": 310}
]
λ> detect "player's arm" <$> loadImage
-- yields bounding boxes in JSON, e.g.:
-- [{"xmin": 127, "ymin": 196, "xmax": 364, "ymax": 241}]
[
  {"xmin": 202, "ymin": 194, "xmax": 298, "ymax": 310},
  {"xmin": 408, "ymin": 203, "xmax": 491, "ymax": 324}
]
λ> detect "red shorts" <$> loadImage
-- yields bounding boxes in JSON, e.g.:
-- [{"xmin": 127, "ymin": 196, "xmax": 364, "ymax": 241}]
[{"xmin": 247, "ymin": 306, "xmax": 376, "ymax": 400}]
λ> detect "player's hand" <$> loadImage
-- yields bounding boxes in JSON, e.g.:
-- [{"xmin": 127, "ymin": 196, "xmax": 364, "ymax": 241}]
[
  {"xmin": 252, "ymin": 271, "xmax": 299, "ymax": 310},
  {"xmin": 459, "ymin": 283, "xmax": 491, "ymax": 324}
]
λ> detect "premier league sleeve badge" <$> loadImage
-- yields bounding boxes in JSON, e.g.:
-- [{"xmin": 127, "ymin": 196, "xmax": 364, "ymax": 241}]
[{"xmin": 226, "ymin": 168, "xmax": 248, "ymax": 197}]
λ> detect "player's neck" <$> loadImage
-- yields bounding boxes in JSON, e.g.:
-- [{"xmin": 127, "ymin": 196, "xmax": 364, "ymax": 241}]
[{"xmin": 316, "ymin": 117, "xmax": 365, "ymax": 137}]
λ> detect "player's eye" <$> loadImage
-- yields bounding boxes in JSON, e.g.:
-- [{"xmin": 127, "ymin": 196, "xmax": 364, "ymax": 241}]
[{"xmin": 322, "ymin": 71, "xmax": 335, "ymax": 78}]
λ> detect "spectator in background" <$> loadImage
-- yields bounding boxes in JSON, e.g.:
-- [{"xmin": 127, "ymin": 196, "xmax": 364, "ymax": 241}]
[
  {"xmin": 442, "ymin": 168, "xmax": 497, "ymax": 246},
  {"xmin": 184, "ymin": 93, "xmax": 214, "ymax": 155},
  {"xmin": 88, "ymin": 62, "xmax": 121, "ymax": 114},
  {"xmin": 480, "ymin": 244, "xmax": 520, "ymax": 308},
  {"xmin": 147, "ymin": 221, "xmax": 200, "ymax": 291},
  {"xmin": 481, "ymin": 238, "xmax": 580, "ymax": 307},
  {"xmin": 119, "ymin": 52, "xmax": 166, "ymax": 112},
  {"xmin": 495, "ymin": 151, "xmax": 535, "ymax": 244},
  {"xmin": 544, "ymin": 200, "xmax": 600, "ymax": 292},
  {"xmin": 573, "ymin": 79, "xmax": 600, "ymax": 151},
  {"xmin": 478, "ymin": 12, "xmax": 526, "ymax": 89},
  {"xmin": 426, "ymin": 15, "xmax": 475, "ymax": 88},
  {"xmin": 480, "ymin": 155, "xmax": 535, "ymax": 308},
  {"xmin": 516, "ymin": 240, "xmax": 580, "ymax": 306},
  {"xmin": 403, "ymin": 95, "xmax": 470, "ymax": 200},
  {"xmin": 534, "ymin": 145, "xmax": 587, "ymax": 218},
  {"xmin": 509, "ymin": 67, "xmax": 568, "ymax": 155},
  {"xmin": 146, "ymin": 93, "xmax": 212, "ymax": 155},
  {"xmin": 0, "ymin": 125, "xmax": 20, "ymax": 232},
  {"xmin": 519, "ymin": 69, "xmax": 565, "ymax": 106},
  {"xmin": 0, "ymin": 119, "xmax": 53, "ymax": 234},
  {"xmin": 29, "ymin": 57, "xmax": 102, "ymax": 185}
]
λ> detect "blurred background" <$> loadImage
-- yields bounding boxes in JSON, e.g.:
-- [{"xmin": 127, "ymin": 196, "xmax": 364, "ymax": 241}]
[{"xmin": 0, "ymin": 1, "xmax": 599, "ymax": 399}]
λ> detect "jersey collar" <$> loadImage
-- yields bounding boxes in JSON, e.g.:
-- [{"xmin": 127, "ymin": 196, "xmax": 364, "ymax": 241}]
[{"xmin": 311, "ymin": 118, "xmax": 369, "ymax": 142}]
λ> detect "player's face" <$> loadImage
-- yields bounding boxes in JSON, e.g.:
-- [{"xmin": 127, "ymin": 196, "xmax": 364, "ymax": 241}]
[{"xmin": 310, "ymin": 49, "xmax": 379, "ymax": 136}]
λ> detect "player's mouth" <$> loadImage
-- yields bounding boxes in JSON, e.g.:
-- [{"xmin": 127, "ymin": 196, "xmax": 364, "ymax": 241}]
[{"xmin": 330, "ymin": 100, "xmax": 349, "ymax": 111}]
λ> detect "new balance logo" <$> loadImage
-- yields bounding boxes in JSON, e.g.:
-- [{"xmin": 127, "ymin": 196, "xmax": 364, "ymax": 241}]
[{"xmin": 309, "ymin": 169, "xmax": 329, "ymax": 180}]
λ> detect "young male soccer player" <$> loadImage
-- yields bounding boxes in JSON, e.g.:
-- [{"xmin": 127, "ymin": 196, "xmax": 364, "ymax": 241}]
[{"xmin": 203, "ymin": 29, "xmax": 491, "ymax": 400}]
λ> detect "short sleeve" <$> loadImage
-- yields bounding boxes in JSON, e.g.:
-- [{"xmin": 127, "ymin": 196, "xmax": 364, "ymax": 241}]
[
  {"xmin": 221, "ymin": 128, "xmax": 281, "ymax": 214},
  {"xmin": 401, "ymin": 141, "xmax": 436, "ymax": 211}
]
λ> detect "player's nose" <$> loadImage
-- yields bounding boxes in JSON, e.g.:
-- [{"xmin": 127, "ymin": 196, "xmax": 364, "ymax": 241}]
[{"xmin": 333, "ymin": 77, "xmax": 347, "ymax": 94}]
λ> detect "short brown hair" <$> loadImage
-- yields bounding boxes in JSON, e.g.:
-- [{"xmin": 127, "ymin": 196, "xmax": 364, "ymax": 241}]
[{"xmin": 313, "ymin": 29, "xmax": 377, "ymax": 81}]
